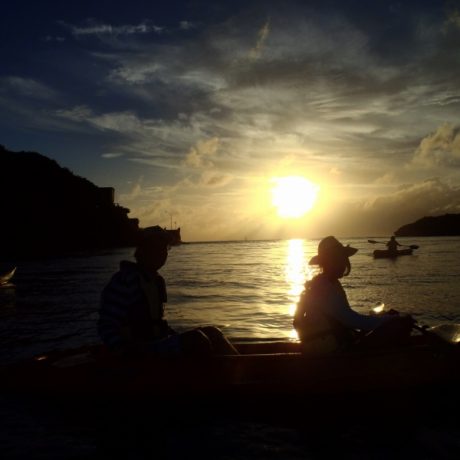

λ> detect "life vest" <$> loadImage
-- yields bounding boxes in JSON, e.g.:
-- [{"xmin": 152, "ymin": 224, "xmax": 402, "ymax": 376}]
[
  {"xmin": 139, "ymin": 272, "xmax": 169, "ymax": 339},
  {"xmin": 294, "ymin": 282, "xmax": 355, "ymax": 354},
  {"xmin": 295, "ymin": 313, "xmax": 340, "ymax": 354}
]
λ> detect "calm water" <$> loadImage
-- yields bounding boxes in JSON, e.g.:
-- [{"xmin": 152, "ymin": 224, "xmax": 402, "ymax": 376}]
[
  {"xmin": 1, "ymin": 236, "xmax": 460, "ymax": 365},
  {"xmin": 1, "ymin": 237, "xmax": 460, "ymax": 459}
]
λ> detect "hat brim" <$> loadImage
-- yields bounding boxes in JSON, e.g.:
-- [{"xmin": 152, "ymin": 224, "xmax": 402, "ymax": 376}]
[
  {"xmin": 309, "ymin": 245, "xmax": 358, "ymax": 265},
  {"xmin": 309, "ymin": 255, "xmax": 320, "ymax": 265},
  {"xmin": 344, "ymin": 245, "xmax": 358, "ymax": 257}
]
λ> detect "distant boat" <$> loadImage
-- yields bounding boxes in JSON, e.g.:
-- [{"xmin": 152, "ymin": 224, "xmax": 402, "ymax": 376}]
[
  {"xmin": 373, "ymin": 249, "xmax": 413, "ymax": 259},
  {"xmin": 0, "ymin": 266, "xmax": 16, "ymax": 285}
]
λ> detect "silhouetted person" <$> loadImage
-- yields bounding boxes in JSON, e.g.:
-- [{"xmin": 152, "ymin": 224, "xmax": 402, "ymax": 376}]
[
  {"xmin": 293, "ymin": 236, "xmax": 413, "ymax": 353},
  {"xmin": 386, "ymin": 235, "xmax": 401, "ymax": 254},
  {"xmin": 98, "ymin": 226, "xmax": 238, "ymax": 355}
]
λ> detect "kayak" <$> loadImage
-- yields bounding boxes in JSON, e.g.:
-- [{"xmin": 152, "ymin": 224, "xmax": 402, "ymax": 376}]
[
  {"xmin": 2, "ymin": 331, "xmax": 459, "ymax": 403},
  {"xmin": 0, "ymin": 266, "xmax": 16, "ymax": 285},
  {"xmin": 373, "ymin": 249, "xmax": 413, "ymax": 259}
]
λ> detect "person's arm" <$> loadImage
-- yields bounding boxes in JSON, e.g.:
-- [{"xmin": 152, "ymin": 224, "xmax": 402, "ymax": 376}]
[{"xmin": 319, "ymin": 282, "xmax": 390, "ymax": 332}]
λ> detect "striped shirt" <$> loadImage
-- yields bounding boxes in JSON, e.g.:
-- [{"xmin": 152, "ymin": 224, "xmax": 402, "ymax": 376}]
[{"xmin": 97, "ymin": 260, "xmax": 169, "ymax": 350}]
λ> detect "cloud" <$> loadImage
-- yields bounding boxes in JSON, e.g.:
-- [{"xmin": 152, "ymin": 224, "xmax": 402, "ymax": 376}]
[
  {"xmin": 365, "ymin": 178, "xmax": 460, "ymax": 212},
  {"xmin": 109, "ymin": 62, "xmax": 164, "ymax": 84},
  {"xmin": 249, "ymin": 19, "xmax": 270, "ymax": 59},
  {"xmin": 412, "ymin": 123, "xmax": 460, "ymax": 168},
  {"xmin": 63, "ymin": 20, "xmax": 164, "ymax": 37},
  {"xmin": 374, "ymin": 172, "xmax": 396, "ymax": 185},
  {"xmin": 101, "ymin": 152, "xmax": 124, "ymax": 158},
  {"xmin": 184, "ymin": 137, "xmax": 220, "ymax": 167},
  {"xmin": 49, "ymin": 3, "xmax": 460, "ymax": 179},
  {"xmin": 443, "ymin": 6, "xmax": 460, "ymax": 31},
  {"xmin": 198, "ymin": 170, "xmax": 233, "ymax": 187},
  {"xmin": 44, "ymin": 35, "xmax": 66, "ymax": 42},
  {"xmin": 118, "ymin": 178, "xmax": 188, "ymax": 229},
  {"xmin": 360, "ymin": 178, "xmax": 460, "ymax": 233},
  {"xmin": 118, "ymin": 181, "xmax": 144, "ymax": 202},
  {"xmin": 304, "ymin": 178, "xmax": 460, "ymax": 237},
  {"xmin": 4, "ymin": 1, "xmax": 460, "ymax": 242},
  {"xmin": 54, "ymin": 104, "xmax": 224, "ymax": 170},
  {"xmin": 0, "ymin": 77, "xmax": 58, "ymax": 100},
  {"xmin": 55, "ymin": 105, "xmax": 145, "ymax": 133},
  {"xmin": 55, "ymin": 105, "xmax": 93, "ymax": 122},
  {"xmin": 179, "ymin": 21, "xmax": 196, "ymax": 31}
]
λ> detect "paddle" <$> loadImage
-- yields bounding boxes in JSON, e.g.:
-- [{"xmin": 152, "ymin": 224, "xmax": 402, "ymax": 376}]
[
  {"xmin": 367, "ymin": 239, "xmax": 419, "ymax": 250},
  {"xmin": 412, "ymin": 323, "xmax": 460, "ymax": 348}
]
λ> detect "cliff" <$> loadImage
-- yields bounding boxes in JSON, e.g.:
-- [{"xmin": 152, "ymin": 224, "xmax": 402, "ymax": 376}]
[
  {"xmin": 395, "ymin": 214, "xmax": 460, "ymax": 237},
  {"xmin": 0, "ymin": 145, "xmax": 140, "ymax": 257}
]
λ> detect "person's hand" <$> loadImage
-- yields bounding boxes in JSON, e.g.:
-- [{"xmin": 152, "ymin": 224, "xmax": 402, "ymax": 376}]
[
  {"xmin": 389, "ymin": 313, "xmax": 415, "ymax": 328},
  {"xmin": 400, "ymin": 314, "xmax": 416, "ymax": 326}
]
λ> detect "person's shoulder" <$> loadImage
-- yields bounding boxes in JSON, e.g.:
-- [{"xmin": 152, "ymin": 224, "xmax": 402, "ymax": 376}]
[
  {"xmin": 110, "ymin": 261, "xmax": 141, "ymax": 284},
  {"xmin": 119, "ymin": 260, "xmax": 138, "ymax": 272},
  {"xmin": 307, "ymin": 274, "xmax": 332, "ymax": 291},
  {"xmin": 309, "ymin": 273, "xmax": 327, "ymax": 284},
  {"xmin": 155, "ymin": 272, "xmax": 166, "ymax": 282}
]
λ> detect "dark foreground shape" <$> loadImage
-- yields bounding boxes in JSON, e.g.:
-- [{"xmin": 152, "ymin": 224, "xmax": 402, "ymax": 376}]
[
  {"xmin": 373, "ymin": 249, "xmax": 413, "ymax": 259},
  {"xmin": 1, "ymin": 332, "xmax": 459, "ymax": 416},
  {"xmin": 0, "ymin": 266, "xmax": 16, "ymax": 285}
]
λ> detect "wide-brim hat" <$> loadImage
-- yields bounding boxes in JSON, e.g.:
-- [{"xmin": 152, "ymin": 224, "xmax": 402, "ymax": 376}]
[{"xmin": 309, "ymin": 236, "xmax": 358, "ymax": 265}]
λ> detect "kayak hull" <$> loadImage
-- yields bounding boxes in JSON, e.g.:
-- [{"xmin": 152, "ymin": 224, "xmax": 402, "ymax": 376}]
[
  {"xmin": 2, "ymin": 338, "xmax": 459, "ymax": 402},
  {"xmin": 373, "ymin": 249, "xmax": 413, "ymax": 259}
]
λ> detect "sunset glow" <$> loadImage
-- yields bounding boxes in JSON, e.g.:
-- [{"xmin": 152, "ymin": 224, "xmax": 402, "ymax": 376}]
[
  {"xmin": 2, "ymin": 1, "xmax": 460, "ymax": 241},
  {"xmin": 271, "ymin": 177, "xmax": 319, "ymax": 218}
]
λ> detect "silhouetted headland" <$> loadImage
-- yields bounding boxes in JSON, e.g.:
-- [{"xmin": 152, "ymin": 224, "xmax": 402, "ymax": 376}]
[
  {"xmin": 395, "ymin": 214, "xmax": 460, "ymax": 237},
  {"xmin": 0, "ymin": 145, "xmax": 141, "ymax": 257},
  {"xmin": 165, "ymin": 227, "xmax": 182, "ymax": 245}
]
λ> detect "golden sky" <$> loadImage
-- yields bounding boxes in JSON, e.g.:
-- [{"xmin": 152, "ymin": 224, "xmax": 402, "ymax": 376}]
[{"xmin": 2, "ymin": 1, "xmax": 460, "ymax": 240}]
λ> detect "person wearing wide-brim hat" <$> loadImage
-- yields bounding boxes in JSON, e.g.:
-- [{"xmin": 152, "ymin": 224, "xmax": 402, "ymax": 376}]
[
  {"xmin": 98, "ymin": 226, "xmax": 238, "ymax": 356},
  {"xmin": 293, "ymin": 236, "xmax": 414, "ymax": 353}
]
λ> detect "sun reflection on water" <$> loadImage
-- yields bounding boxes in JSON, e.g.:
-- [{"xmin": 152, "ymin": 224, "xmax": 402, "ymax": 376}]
[
  {"xmin": 284, "ymin": 239, "xmax": 311, "ymax": 339},
  {"xmin": 284, "ymin": 239, "xmax": 316, "ymax": 339}
]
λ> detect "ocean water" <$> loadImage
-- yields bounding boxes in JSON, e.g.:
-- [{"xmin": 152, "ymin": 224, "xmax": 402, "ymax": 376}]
[
  {"xmin": 1, "ymin": 236, "xmax": 460, "ymax": 459},
  {"xmin": 1, "ymin": 236, "xmax": 460, "ymax": 365}
]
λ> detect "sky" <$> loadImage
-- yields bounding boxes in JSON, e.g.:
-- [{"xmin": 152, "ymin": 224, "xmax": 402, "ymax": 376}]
[{"xmin": 1, "ymin": 0, "xmax": 460, "ymax": 241}]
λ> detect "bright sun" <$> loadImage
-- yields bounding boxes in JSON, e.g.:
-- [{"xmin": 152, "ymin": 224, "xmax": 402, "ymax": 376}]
[{"xmin": 271, "ymin": 176, "xmax": 319, "ymax": 218}]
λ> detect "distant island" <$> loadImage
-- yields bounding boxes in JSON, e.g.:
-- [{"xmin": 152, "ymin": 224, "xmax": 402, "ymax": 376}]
[
  {"xmin": 0, "ymin": 145, "xmax": 141, "ymax": 257},
  {"xmin": 395, "ymin": 214, "xmax": 460, "ymax": 237}
]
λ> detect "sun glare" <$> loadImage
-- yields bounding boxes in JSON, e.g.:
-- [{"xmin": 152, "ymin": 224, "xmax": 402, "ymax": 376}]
[{"xmin": 271, "ymin": 176, "xmax": 319, "ymax": 218}]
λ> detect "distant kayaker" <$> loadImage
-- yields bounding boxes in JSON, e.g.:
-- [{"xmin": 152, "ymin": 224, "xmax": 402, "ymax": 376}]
[
  {"xmin": 98, "ymin": 225, "xmax": 238, "ymax": 355},
  {"xmin": 386, "ymin": 235, "xmax": 402, "ymax": 254},
  {"xmin": 293, "ymin": 236, "xmax": 414, "ymax": 353}
]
